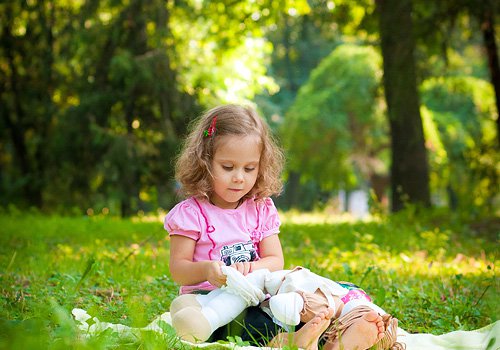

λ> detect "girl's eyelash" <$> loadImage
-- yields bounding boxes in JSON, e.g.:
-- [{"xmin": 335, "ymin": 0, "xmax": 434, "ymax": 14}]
[{"xmin": 221, "ymin": 165, "xmax": 255, "ymax": 172}]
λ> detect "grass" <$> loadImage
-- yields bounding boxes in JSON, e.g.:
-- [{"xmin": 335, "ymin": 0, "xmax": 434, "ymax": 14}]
[{"xmin": 0, "ymin": 207, "xmax": 498, "ymax": 349}]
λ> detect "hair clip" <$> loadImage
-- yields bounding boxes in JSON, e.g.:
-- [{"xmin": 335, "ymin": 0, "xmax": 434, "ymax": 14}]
[{"xmin": 204, "ymin": 116, "xmax": 217, "ymax": 137}]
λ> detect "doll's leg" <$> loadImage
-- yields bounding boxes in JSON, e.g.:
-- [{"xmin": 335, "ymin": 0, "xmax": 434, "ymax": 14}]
[
  {"xmin": 172, "ymin": 269, "xmax": 268, "ymax": 343},
  {"xmin": 170, "ymin": 294, "xmax": 200, "ymax": 316},
  {"xmin": 172, "ymin": 306, "xmax": 214, "ymax": 343},
  {"xmin": 267, "ymin": 307, "xmax": 334, "ymax": 350},
  {"xmin": 172, "ymin": 290, "xmax": 248, "ymax": 343},
  {"xmin": 170, "ymin": 289, "xmax": 226, "ymax": 316},
  {"xmin": 170, "ymin": 289, "xmax": 228, "ymax": 316}
]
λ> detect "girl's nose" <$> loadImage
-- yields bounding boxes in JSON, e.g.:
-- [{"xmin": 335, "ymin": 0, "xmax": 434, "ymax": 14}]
[{"xmin": 233, "ymin": 170, "xmax": 244, "ymax": 182}]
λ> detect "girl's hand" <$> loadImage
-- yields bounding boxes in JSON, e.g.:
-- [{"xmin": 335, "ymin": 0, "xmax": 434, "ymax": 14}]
[
  {"xmin": 206, "ymin": 261, "xmax": 227, "ymax": 287},
  {"xmin": 230, "ymin": 261, "xmax": 253, "ymax": 276}
]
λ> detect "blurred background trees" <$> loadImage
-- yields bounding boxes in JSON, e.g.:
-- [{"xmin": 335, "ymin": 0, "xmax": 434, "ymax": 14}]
[{"xmin": 1, "ymin": 0, "xmax": 498, "ymax": 217}]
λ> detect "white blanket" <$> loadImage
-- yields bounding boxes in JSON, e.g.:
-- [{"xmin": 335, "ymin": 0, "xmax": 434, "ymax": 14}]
[{"xmin": 72, "ymin": 308, "xmax": 499, "ymax": 349}]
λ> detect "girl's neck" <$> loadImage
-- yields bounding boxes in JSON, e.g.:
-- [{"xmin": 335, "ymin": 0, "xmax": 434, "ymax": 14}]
[{"xmin": 209, "ymin": 197, "xmax": 243, "ymax": 209}]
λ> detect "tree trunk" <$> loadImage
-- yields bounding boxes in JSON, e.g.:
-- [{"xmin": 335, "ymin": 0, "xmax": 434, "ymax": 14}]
[
  {"xmin": 376, "ymin": 0, "xmax": 431, "ymax": 212},
  {"xmin": 284, "ymin": 171, "xmax": 301, "ymax": 210},
  {"xmin": 1, "ymin": 3, "xmax": 44, "ymax": 206},
  {"xmin": 478, "ymin": 6, "xmax": 500, "ymax": 146}
]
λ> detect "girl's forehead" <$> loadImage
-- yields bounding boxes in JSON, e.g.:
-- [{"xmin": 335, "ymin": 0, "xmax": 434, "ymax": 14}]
[{"xmin": 213, "ymin": 134, "xmax": 262, "ymax": 160}]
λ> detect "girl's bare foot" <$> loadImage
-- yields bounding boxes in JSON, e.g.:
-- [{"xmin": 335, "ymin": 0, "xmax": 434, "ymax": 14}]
[
  {"xmin": 268, "ymin": 307, "xmax": 334, "ymax": 350},
  {"xmin": 324, "ymin": 311, "xmax": 385, "ymax": 350}
]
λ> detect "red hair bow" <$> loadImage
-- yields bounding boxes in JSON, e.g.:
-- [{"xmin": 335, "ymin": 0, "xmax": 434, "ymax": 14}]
[{"xmin": 204, "ymin": 116, "xmax": 217, "ymax": 137}]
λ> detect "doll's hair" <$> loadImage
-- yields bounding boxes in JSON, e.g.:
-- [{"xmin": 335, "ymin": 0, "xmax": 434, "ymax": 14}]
[{"xmin": 175, "ymin": 104, "xmax": 284, "ymax": 200}]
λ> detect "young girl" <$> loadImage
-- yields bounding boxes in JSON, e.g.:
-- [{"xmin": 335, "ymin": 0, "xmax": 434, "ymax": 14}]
[{"xmin": 164, "ymin": 104, "xmax": 286, "ymax": 343}]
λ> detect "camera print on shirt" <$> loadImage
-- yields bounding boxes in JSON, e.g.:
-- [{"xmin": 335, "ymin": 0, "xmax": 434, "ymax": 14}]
[{"xmin": 220, "ymin": 240, "xmax": 257, "ymax": 266}]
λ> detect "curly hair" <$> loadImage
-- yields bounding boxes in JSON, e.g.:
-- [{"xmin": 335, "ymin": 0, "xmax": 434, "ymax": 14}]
[{"xmin": 175, "ymin": 104, "xmax": 284, "ymax": 201}]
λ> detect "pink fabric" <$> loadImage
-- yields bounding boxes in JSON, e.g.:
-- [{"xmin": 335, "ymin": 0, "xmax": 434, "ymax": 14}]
[
  {"xmin": 340, "ymin": 289, "xmax": 372, "ymax": 304},
  {"xmin": 164, "ymin": 197, "xmax": 281, "ymax": 294}
]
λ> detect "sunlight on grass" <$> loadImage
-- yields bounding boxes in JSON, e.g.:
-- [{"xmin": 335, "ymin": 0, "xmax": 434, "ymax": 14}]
[
  {"xmin": 0, "ymin": 210, "xmax": 498, "ymax": 348},
  {"xmin": 280, "ymin": 209, "xmax": 378, "ymax": 224},
  {"xmin": 130, "ymin": 209, "xmax": 167, "ymax": 223}
]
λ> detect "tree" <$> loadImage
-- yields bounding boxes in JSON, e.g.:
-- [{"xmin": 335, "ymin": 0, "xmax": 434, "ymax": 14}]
[
  {"xmin": 411, "ymin": 0, "xmax": 500, "ymax": 147},
  {"xmin": 376, "ymin": 0, "xmax": 431, "ymax": 211},
  {"xmin": 477, "ymin": 1, "xmax": 500, "ymax": 146},
  {"xmin": 257, "ymin": 2, "xmax": 340, "ymax": 209},
  {"xmin": 0, "ymin": 1, "xmax": 56, "ymax": 207},
  {"xmin": 421, "ymin": 76, "xmax": 498, "ymax": 212},
  {"xmin": 283, "ymin": 45, "xmax": 388, "ymax": 200},
  {"xmin": 0, "ymin": 0, "xmax": 310, "ymax": 215}
]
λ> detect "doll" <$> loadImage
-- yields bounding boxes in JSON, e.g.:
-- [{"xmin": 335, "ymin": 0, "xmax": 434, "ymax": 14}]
[{"xmin": 170, "ymin": 266, "xmax": 403, "ymax": 350}]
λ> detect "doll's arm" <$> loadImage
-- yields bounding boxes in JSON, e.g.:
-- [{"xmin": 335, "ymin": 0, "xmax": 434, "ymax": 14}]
[
  {"xmin": 268, "ymin": 292, "xmax": 305, "ymax": 326},
  {"xmin": 263, "ymin": 268, "xmax": 342, "ymax": 327},
  {"xmin": 263, "ymin": 269, "xmax": 290, "ymax": 295}
]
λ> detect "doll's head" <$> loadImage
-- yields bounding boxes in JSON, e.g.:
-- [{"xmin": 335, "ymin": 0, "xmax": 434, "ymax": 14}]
[{"xmin": 175, "ymin": 104, "xmax": 284, "ymax": 200}]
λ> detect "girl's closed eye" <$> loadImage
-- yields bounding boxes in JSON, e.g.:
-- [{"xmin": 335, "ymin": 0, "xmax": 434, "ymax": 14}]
[
  {"xmin": 222, "ymin": 165, "xmax": 233, "ymax": 171},
  {"xmin": 245, "ymin": 167, "xmax": 256, "ymax": 172}
]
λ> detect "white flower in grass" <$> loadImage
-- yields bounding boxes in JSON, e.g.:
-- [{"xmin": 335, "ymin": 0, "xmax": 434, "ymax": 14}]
[
  {"xmin": 72, "ymin": 308, "xmax": 91, "ymax": 323},
  {"xmin": 72, "ymin": 308, "xmax": 92, "ymax": 331}
]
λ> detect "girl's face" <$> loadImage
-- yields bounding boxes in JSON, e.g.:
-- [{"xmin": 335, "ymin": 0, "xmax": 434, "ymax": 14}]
[{"xmin": 210, "ymin": 134, "xmax": 261, "ymax": 209}]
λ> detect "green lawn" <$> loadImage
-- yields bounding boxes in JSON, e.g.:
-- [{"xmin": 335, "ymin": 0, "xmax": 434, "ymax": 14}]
[{"xmin": 0, "ymin": 209, "xmax": 498, "ymax": 349}]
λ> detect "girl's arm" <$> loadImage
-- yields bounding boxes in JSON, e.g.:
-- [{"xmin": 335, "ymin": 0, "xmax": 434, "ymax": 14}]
[
  {"xmin": 169, "ymin": 235, "xmax": 227, "ymax": 287},
  {"xmin": 232, "ymin": 234, "xmax": 284, "ymax": 274}
]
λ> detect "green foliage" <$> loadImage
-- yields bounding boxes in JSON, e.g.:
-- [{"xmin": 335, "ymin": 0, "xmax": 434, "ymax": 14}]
[
  {"xmin": 282, "ymin": 44, "xmax": 387, "ymax": 190},
  {"xmin": 1, "ymin": 0, "xmax": 498, "ymax": 218},
  {"xmin": 256, "ymin": 1, "xmax": 341, "ymax": 118},
  {"xmin": 261, "ymin": 0, "xmax": 499, "ymax": 212},
  {"xmin": 0, "ymin": 210, "xmax": 498, "ymax": 348},
  {"xmin": 421, "ymin": 76, "xmax": 498, "ymax": 212},
  {"xmin": 169, "ymin": 0, "xmax": 313, "ymax": 106},
  {"xmin": 2, "ymin": 0, "xmax": 314, "ymax": 215},
  {"xmin": 412, "ymin": 0, "xmax": 494, "ymax": 81}
]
